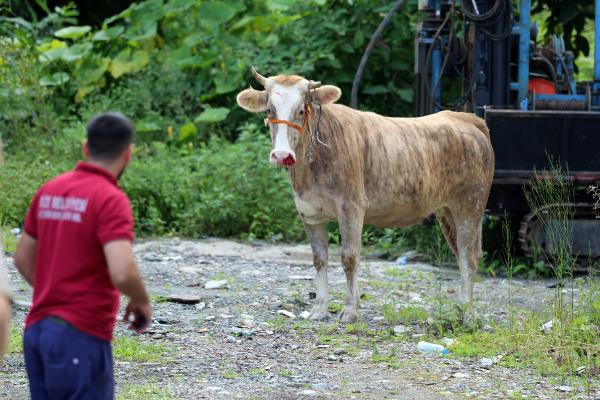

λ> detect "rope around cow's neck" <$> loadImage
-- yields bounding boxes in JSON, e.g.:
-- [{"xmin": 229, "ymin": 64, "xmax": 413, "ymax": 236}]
[
  {"xmin": 266, "ymin": 102, "xmax": 328, "ymax": 164},
  {"xmin": 306, "ymin": 103, "xmax": 328, "ymax": 163}
]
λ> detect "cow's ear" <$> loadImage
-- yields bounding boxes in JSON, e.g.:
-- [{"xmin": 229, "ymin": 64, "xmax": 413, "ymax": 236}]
[
  {"xmin": 237, "ymin": 88, "xmax": 268, "ymax": 112},
  {"xmin": 313, "ymin": 85, "xmax": 341, "ymax": 104}
]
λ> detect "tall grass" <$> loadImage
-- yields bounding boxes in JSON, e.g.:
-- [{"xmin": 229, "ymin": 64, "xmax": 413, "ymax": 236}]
[{"xmin": 522, "ymin": 161, "xmax": 598, "ymax": 387}]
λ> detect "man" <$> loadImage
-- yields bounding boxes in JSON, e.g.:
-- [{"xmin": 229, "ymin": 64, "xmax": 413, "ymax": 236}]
[
  {"xmin": 14, "ymin": 112, "xmax": 152, "ymax": 399},
  {"xmin": 0, "ymin": 241, "xmax": 10, "ymax": 357}
]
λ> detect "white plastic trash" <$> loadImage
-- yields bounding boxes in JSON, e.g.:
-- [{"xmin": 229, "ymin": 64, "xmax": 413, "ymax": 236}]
[{"xmin": 417, "ymin": 341, "xmax": 449, "ymax": 355}]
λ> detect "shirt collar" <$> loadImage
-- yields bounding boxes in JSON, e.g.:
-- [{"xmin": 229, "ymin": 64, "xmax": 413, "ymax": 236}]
[{"xmin": 75, "ymin": 162, "xmax": 118, "ymax": 186}]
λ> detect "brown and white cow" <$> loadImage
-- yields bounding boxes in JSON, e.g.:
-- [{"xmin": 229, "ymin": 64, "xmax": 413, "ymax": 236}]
[{"xmin": 237, "ymin": 68, "xmax": 494, "ymax": 323}]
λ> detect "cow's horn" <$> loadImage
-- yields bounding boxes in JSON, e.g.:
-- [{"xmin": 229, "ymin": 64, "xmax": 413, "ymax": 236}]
[
  {"xmin": 251, "ymin": 67, "xmax": 268, "ymax": 87},
  {"xmin": 308, "ymin": 80, "xmax": 322, "ymax": 90}
]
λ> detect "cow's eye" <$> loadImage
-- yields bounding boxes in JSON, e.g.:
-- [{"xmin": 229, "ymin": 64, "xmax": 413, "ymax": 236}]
[
  {"xmin": 298, "ymin": 109, "xmax": 304, "ymax": 116},
  {"xmin": 268, "ymin": 107, "xmax": 275, "ymax": 116}
]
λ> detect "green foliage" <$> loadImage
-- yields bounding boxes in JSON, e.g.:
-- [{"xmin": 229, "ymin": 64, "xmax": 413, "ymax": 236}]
[
  {"xmin": 533, "ymin": 0, "xmax": 595, "ymax": 62},
  {"xmin": 2, "ymin": 0, "xmax": 419, "ymax": 147},
  {"xmin": 123, "ymin": 123, "xmax": 303, "ymax": 239}
]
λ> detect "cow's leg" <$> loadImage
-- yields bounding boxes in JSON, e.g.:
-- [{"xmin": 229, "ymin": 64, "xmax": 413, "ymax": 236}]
[
  {"xmin": 454, "ymin": 212, "xmax": 484, "ymax": 304},
  {"xmin": 304, "ymin": 222, "xmax": 330, "ymax": 320},
  {"xmin": 337, "ymin": 204, "xmax": 365, "ymax": 323},
  {"xmin": 438, "ymin": 207, "xmax": 459, "ymax": 260}
]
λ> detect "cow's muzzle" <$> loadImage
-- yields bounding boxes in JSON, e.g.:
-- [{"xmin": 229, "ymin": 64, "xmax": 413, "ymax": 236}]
[{"xmin": 270, "ymin": 150, "xmax": 296, "ymax": 166}]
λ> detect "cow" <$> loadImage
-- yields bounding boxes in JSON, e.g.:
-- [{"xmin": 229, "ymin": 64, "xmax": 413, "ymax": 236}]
[{"xmin": 236, "ymin": 68, "xmax": 494, "ymax": 323}]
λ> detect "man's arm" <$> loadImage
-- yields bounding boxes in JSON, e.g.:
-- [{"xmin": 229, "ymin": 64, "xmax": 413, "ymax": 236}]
[
  {"xmin": 0, "ymin": 251, "xmax": 10, "ymax": 358},
  {"xmin": 104, "ymin": 240, "xmax": 151, "ymax": 332},
  {"xmin": 0, "ymin": 295, "xmax": 9, "ymax": 358},
  {"xmin": 14, "ymin": 233, "xmax": 37, "ymax": 286}
]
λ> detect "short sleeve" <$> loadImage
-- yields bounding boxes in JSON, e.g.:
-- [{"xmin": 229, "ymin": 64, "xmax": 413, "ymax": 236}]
[
  {"xmin": 96, "ymin": 194, "xmax": 135, "ymax": 245},
  {"xmin": 24, "ymin": 190, "xmax": 42, "ymax": 239}
]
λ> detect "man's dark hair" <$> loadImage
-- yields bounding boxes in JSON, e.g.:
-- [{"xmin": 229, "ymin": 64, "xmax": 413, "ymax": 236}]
[{"xmin": 86, "ymin": 112, "xmax": 134, "ymax": 160}]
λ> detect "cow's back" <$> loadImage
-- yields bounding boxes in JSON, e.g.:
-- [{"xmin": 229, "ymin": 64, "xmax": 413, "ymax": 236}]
[{"xmin": 308, "ymin": 105, "xmax": 494, "ymax": 227}]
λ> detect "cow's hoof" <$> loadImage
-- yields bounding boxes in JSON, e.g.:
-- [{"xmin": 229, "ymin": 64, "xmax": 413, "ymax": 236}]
[
  {"xmin": 339, "ymin": 308, "xmax": 358, "ymax": 323},
  {"xmin": 309, "ymin": 310, "xmax": 329, "ymax": 321}
]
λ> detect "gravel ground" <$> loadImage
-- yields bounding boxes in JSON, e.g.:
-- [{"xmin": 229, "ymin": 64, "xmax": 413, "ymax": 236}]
[{"xmin": 1, "ymin": 237, "xmax": 599, "ymax": 399}]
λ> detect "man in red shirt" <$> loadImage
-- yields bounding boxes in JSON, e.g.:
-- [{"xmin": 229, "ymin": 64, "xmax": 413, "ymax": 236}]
[{"xmin": 14, "ymin": 112, "xmax": 152, "ymax": 399}]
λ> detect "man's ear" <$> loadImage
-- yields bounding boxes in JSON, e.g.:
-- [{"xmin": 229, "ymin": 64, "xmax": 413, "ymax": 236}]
[
  {"xmin": 124, "ymin": 143, "xmax": 134, "ymax": 163},
  {"xmin": 236, "ymin": 88, "xmax": 268, "ymax": 112},
  {"xmin": 313, "ymin": 85, "xmax": 341, "ymax": 104},
  {"xmin": 82, "ymin": 140, "xmax": 90, "ymax": 158}
]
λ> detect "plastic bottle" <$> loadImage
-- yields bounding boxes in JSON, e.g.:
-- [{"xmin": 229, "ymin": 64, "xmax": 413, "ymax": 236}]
[
  {"xmin": 417, "ymin": 341, "xmax": 449, "ymax": 355},
  {"xmin": 395, "ymin": 256, "xmax": 407, "ymax": 268}
]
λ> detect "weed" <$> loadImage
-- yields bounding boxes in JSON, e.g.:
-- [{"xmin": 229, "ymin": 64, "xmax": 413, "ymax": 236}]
[
  {"xmin": 8, "ymin": 325, "xmax": 22, "ymax": 354},
  {"xmin": 266, "ymin": 315, "xmax": 290, "ymax": 333},
  {"xmin": 279, "ymin": 370, "xmax": 293, "ymax": 378},
  {"xmin": 345, "ymin": 322, "xmax": 367, "ymax": 335},
  {"xmin": 370, "ymin": 347, "xmax": 404, "ymax": 369},
  {"xmin": 222, "ymin": 369, "xmax": 241, "ymax": 379},
  {"xmin": 247, "ymin": 367, "xmax": 266, "ymax": 376},
  {"xmin": 367, "ymin": 279, "xmax": 394, "ymax": 289},
  {"xmin": 382, "ymin": 304, "xmax": 428, "ymax": 326},
  {"xmin": 360, "ymin": 292, "xmax": 375, "ymax": 301},
  {"xmin": 291, "ymin": 320, "xmax": 312, "ymax": 333},
  {"xmin": 384, "ymin": 266, "xmax": 408, "ymax": 279},
  {"xmin": 328, "ymin": 302, "xmax": 343, "ymax": 314},
  {"xmin": 150, "ymin": 294, "xmax": 168, "ymax": 304},
  {"xmin": 113, "ymin": 336, "xmax": 168, "ymax": 363},
  {"xmin": 117, "ymin": 384, "xmax": 175, "ymax": 400}
]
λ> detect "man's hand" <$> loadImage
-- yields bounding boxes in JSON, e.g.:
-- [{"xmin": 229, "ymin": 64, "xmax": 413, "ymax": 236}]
[
  {"xmin": 104, "ymin": 240, "xmax": 152, "ymax": 333},
  {"xmin": 123, "ymin": 298, "xmax": 152, "ymax": 333}
]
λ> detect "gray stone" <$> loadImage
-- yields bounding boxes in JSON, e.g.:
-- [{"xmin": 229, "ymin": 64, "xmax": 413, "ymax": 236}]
[
  {"xmin": 167, "ymin": 294, "xmax": 202, "ymax": 304},
  {"xmin": 393, "ymin": 325, "xmax": 409, "ymax": 335},
  {"xmin": 204, "ymin": 280, "xmax": 227, "ymax": 289},
  {"xmin": 480, "ymin": 357, "xmax": 494, "ymax": 368},
  {"xmin": 311, "ymin": 382, "xmax": 331, "ymax": 390},
  {"xmin": 277, "ymin": 310, "xmax": 296, "ymax": 319},
  {"xmin": 229, "ymin": 327, "xmax": 253, "ymax": 338},
  {"xmin": 452, "ymin": 372, "xmax": 469, "ymax": 378},
  {"xmin": 333, "ymin": 347, "xmax": 347, "ymax": 356}
]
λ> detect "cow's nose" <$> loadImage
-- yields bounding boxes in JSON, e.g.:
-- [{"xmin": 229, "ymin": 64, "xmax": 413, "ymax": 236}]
[{"xmin": 271, "ymin": 150, "xmax": 296, "ymax": 166}]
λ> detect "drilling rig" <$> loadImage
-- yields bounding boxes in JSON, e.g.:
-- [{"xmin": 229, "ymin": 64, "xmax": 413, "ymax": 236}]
[{"xmin": 414, "ymin": 0, "xmax": 600, "ymax": 264}]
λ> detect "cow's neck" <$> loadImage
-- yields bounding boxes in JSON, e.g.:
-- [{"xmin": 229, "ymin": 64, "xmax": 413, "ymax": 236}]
[
  {"xmin": 288, "ymin": 135, "xmax": 311, "ymax": 193},
  {"xmin": 288, "ymin": 104, "xmax": 332, "ymax": 194}
]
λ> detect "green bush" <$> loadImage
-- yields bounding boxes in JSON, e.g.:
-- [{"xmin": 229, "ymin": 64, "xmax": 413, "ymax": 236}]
[
  {"xmin": 121, "ymin": 122, "xmax": 304, "ymax": 239},
  {"xmin": 0, "ymin": 122, "xmax": 303, "ymax": 241}
]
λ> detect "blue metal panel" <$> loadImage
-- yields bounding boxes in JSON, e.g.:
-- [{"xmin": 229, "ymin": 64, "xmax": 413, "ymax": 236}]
[
  {"xmin": 535, "ymin": 94, "xmax": 587, "ymax": 102},
  {"xmin": 431, "ymin": 42, "xmax": 442, "ymax": 112},
  {"xmin": 517, "ymin": 0, "xmax": 531, "ymax": 109}
]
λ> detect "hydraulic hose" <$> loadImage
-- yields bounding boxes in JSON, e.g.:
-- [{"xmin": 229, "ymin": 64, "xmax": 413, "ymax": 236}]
[{"xmin": 351, "ymin": 0, "xmax": 408, "ymax": 109}]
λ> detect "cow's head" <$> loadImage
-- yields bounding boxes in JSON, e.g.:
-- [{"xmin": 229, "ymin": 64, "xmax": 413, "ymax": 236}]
[{"xmin": 236, "ymin": 67, "xmax": 341, "ymax": 166}]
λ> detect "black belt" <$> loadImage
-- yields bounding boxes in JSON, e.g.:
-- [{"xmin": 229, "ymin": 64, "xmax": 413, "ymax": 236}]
[{"xmin": 47, "ymin": 316, "xmax": 69, "ymax": 326}]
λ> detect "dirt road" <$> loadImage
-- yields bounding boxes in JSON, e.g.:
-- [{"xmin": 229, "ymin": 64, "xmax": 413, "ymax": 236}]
[{"xmin": 1, "ymin": 238, "xmax": 598, "ymax": 399}]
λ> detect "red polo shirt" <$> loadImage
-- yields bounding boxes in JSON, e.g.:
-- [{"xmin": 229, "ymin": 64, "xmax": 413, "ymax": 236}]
[{"xmin": 23, "ymin": 162, "xmax": 134, "ymax": 340}]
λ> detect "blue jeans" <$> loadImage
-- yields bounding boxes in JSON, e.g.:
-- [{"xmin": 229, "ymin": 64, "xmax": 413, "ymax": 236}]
[{"xmin": 24, "ymin": 317, "xmax": 114, "ymax": 400}]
